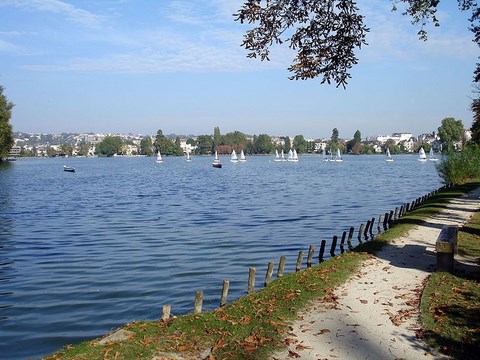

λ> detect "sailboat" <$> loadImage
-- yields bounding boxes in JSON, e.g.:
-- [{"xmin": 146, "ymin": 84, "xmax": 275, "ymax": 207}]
[
  {"xmin": 274, "ymin": 149, "xmax": 282, "ymax": 162},
  {"xmin": 287, "ymin": 149, "xmax": 293, "ymax": 161},
  {"xmin": 428, "ymin": 148, "xmax": 438, "ymax": 162},
  {"xmin": 156, "ymin": 151, "xmax": 163, "ymax": 163},
  {"xmin": 230, "ymin": 149, "xmax": 239, "ymax": 163},
  {"xmin": 291, "ymin": 149, "xmax": 299, "ymax": 162},
  {"xmin": 185, "ymin": 152, "xmax": 191, "ymax": 162},
  {"xmin": 280, "ymin": 149, "xmax": 287, "ymax": 161},
  {"xmin": 385, "ymin": 148, "xmax": 394, "ymax": 162},
  {"xmin": 418, "ymin": 147, "xmax": 427, "ymax": 162},
  {"xmin": 212, "ymin": 151, "xmax": 222, "ymax": 168},
  {"xmin": 322, "ymin": 149, "xmax": 329, "ymax": 162},
  {"xmin": 334, "ymin": 148, "xmax": 343, "ymax": 162},
  {"xmin": 239, "ymin": 150, "xmax": 246, "ymax": 162}
]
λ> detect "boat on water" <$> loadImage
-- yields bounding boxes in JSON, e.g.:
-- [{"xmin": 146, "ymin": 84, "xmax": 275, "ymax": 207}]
[
  {"xmin": 230, "ymin": 149, "xmax": 239, "ymax": 163},
  {"xmin": 185, "ymin": 152, "xmax": 192, "ymax": 162},
  {"xmin": 322, "ymin": 149, "xmax": 329, "ymax": 161},
  {"xmin": 287, "ymin": 149, "xmax": 299, "ymax": 162},
  {"xmin": 385, "ymin": 148, "xmax": 394, "ymax": 162},
  {"xmin": 280, "ymin": 149, "xmax": 286, "ymax": 161},
  {"xmin": 418, "ymin": 147, "xmax": 427, "ymax": 162},
  {"xmin": 239, "ymin": 150, "xmax": 246, "ymax": 162},
  {"xmin": 428, "ymin": 148, "xmax": 439, "ymax": 162},
  {"xmin": 274, "ymin": 149, "xmax": 282, "ymax": 162},
  {"xmin": 63, "ymin": 165, "xmax": 75, "ymax": 172},
  {"xmin": 156, "ymin": 152, "xmax": 163, "ymax": 163},
  {"xmin": 334, "ymin": 148, "xmax": 343, "ymax": 162},
  {"xmin": 212, "ymin": 151, "xmax": 222, "ymax": 168}
]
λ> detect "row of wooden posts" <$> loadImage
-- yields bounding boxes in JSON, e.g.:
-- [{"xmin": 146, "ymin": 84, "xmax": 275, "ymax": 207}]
[{"xmin": 161, "ymin": 184, "xmax": 451, "ymax": 321}]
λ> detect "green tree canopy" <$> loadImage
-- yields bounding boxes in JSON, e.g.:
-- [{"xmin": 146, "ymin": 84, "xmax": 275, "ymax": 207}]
[
  {"xmin": 353, "ymin": 130, "xmax": 362, "ymax": 144},
  {"xmin": 283, "ymin": 136, "xmax": 291, "ymax": 152},
  {"xmin": 254, "ymin": 134, "xmax": 274, "ymax": 154},
  {"xmin": 196, "ymin": 135, "xmax": 213, "ymax": 155},
  {"xmin": 96, "ymin": 136, "xmax": 123, "ymax": 157},
  {"xmin": 0, "ymin": 85, "xmax": 14, "ymax": 160},
  {"xmin": 438, "ymin": 117, "xmax": 464, "ymax": 152},
  {"xmin": 140, "ymin": 136, "xmax": 153, "ymax": 156},
  {"xmin": 154, "ymin": 129, "xmax": 182, "ymax": 156},
  {"xmin": 293, "ymin": 135, "xmax": 307, "ymax": 154}
]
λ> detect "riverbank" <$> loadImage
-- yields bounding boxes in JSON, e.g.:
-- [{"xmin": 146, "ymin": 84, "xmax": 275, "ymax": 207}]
[
  {"xmin": 273, "ymin": 186, "xmax": 480, "ymax": 359},
  {"xmin": 44, "ymin": 182, "xmax": 480, "ymax": 360}
]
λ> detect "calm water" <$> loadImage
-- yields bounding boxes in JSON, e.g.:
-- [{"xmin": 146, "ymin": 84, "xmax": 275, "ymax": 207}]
[{"xmin": 0, "ymin": 155, "xmax": 443, "ymax": 359}]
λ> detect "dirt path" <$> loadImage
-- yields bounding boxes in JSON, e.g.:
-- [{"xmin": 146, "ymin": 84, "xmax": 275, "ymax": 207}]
[{"xmin": 273, "ymin": 188, "xmax": 480, "ymax": 360}]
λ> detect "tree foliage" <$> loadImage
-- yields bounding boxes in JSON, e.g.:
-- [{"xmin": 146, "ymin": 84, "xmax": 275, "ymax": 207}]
[
  {"xmin": 438, "ymin": 117, "xmax": 465, "ymax": 152},
  {"xmin": 253, "ymin": 134, "xmax": 274, "ymax": 154},
  {"xmin": 154, "ymin": 129, "xmax": 182, "ymax": 156},
  {"xmin": 235, "ymin": 1, "xmax": 479, "ymax": 88},
  {"xmin": 140, "ymin": 136, "xmax": 153, "ymax": 156},
  {"xmin": 293, "ymin": 135, "xmax": 307, "ymax": 153},
  {"xmin": 95, "ymin": 136, "xmax": 123, "ymax": 157},
  {"xmin": 0, "ymin": 85, "xmax": 14, "ymax": 160}
]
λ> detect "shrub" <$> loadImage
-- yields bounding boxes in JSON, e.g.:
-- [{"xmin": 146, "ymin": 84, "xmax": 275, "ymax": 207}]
[{"xmin": 436, "ymin": 144, "xmax": 480, "ymax": 184}]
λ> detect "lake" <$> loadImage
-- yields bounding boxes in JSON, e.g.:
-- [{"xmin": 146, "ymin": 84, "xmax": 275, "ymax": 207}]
[{"xmin": 0, "ymin": 154, "xmax": 443, "ymax": 359}]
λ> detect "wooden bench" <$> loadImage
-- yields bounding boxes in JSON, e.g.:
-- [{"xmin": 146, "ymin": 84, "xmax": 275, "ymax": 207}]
[{"xmin": 435, "ymin": 225, "xmax": 458, "ymax": 272}]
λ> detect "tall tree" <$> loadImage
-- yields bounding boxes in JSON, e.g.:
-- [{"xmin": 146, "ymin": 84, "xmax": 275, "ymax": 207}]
[
  {"xmin": 438, "ymin": 117, "xmax": 465, "ymax": 153},
  {"xmin": 283, "ymin": 136, "xmax": 291, "ymax": 152},
  {"xmin": 213, "ymin": 127, "xmax": 222, "ymax": 151},
  {"xmin": 254, "ymin": 134, "xmax": 274, "ymax": 154},
  {"xmin": 329, "ymin": 128, "xmax": 339, "ymax": 152},
  {"xmin": 95, "ymin": 136, "xmax": 123, "ymax": 157},
  {"xmin": 196, "ymin": 135, "xmax": 213, "ymax": 155},
  {"xmin": 0, "ymin": 85, "xmax": 14, "ymax": 161},
  {"xmin": 353, "ymin": 130, "xmax": 362, "ymax": 144}
]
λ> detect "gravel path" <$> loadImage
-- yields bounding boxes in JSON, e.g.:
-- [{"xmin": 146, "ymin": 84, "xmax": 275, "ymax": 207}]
[{"xmin": 273, "ymin": 188, "xmax": 480, "ymax": 360}]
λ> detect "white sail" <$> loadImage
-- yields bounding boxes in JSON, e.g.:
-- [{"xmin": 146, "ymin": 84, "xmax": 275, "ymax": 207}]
[
  {"xmin": 334, "ymin": 148, "xmax": 343, "ymax": 162},
  {"xmin": 428, "ymin": 148, "xmax": 438, "ymax": 161},
  {"xmin": 156, "ymin": 152, "xmax": 163, "ymax": 163},
  {"xmin": 274, "ymin": 149, "xmax": 281, "ymax": 162},
  {"xmin": 385, "ymin": 148, "xmax": 393, "ymax": 162},
  {"xmin": 230, "ymin": 149, "xmax": 238, "ymax": 162},
  {"xmin": 212, "ymin": 151, "xmax": 222, "ymax": 168},
  {"xmin": 239, "ymin": 150, "xmax": 246, "ymax": 162},
  {"xmin": 186, "ymin": 152, "xmax": 191, "ymax": 162},
  {"xmin": 287, "ymin": 149, "xmax": 294, "ymax": 161},
  {"xmin": 291, "ymin": 149, "xmax": 299, "ymax": 162},
  {"xmin": 280, "ymin": 150, "xmax": 286, "ymax": 161},
  {"xmin": 418, "ymin": 147, "xmax": 427, "ymax": 161}
]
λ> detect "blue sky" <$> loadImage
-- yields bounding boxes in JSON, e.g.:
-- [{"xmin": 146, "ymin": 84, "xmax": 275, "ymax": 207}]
[{"xmin": 0, "ymin": 0, "xmax": 477, "ymax": 139}]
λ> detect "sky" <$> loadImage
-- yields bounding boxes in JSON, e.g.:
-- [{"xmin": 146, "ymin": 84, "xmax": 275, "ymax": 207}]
[{"xmin": 0, "ymin": 0, "xmax": 478, "ymax": 139}]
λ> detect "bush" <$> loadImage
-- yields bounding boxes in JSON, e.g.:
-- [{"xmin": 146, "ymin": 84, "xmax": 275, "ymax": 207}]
[{"xmin": 436, "ymin": 144, "xmax": 480, "ymax": 184}]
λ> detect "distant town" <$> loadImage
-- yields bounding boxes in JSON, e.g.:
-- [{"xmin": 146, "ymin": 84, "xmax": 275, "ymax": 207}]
[{"xmin": 7, "ymin": 129, "xmax": 471, "ymax": 158}]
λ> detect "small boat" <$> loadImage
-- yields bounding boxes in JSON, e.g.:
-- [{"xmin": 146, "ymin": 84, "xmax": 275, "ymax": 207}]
[
  {"xmin": 230, "ymin": 149, "xmax": 239, "ymax": 163},
  {"xmin": 322, "ymin": 149, "xmax": 329, "ymax": 162},
  {"xmin": 428, "ymin": 148, "xmax": 439, "ymax": 162},
  {"xmin": 185, "ymin": 152, "xmax": 192, "ymax": 162},
  {"xmin": 385, "ymin": 148, "xmax": 394, "ymax": 162},
  {"xmin": 156, "ymin": 152, "xmax": 163, "ymax": 163},
  {"xmin": 334, "ymin": 148, "xmax": 343, "ymax": 162},
  {"xmin": 239, "ymin": 150, "xmax": 246, "ymax": 162},
  {"xmin": 418, "ymin": 147, "xmax": 427, "ymax": 162},
  {"xmin": 274, "ymin": 149, "xmax": 281, "ymax": 162},
  {"xmin": 63, "ymin": 165, "xmax": 75, "ymax": 172},
  {"xmin": 280, "ymin": 149, "xmax": 287, "ymax": 161},
  {"xmin": 291, "ymin": 149, "xmax": 299, "ymax": 162},
  {"xmin": 212, "ymin": 151, "xmax": 222, "ymax": 168}
]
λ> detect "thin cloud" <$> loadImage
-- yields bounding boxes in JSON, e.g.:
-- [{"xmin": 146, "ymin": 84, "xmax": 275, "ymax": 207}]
[{"xmin": 0, "ymin": 0, "xmax": 106, "ymax": 28}]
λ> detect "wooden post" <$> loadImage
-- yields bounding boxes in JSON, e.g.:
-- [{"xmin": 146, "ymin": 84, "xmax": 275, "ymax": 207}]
[
  {"xmin": 388, "ymin": 210, "xmax": 394, "ymax": 227},
  {"xmin": 340, "ymin": 231, "xmax": 346, "ymax": 254},
  {"xmin": 411, "ymin": 200, "xmax": 415, "ymax": 210},
  {"xmin": 264, "ymin": 261, "xmax": 274, "ymax": 287},
  {"xmin": 383, "ymin": 212, "xmax": 389, "ymax": 230},
  {"xmin": 307, "ymin": 245, "xmax": 315, "ymax": 268},
  {"xmin": 377, "ymin": 214, "xmax": 383, "ymax": 233},
  {"xmin": 330, "ymin": 235, "xmax": 338, "ymax": 257},
  {"xmin": 247, "ymin": 267, "xmax": 256, "ymax": 294},
  {"xmin": 194, "ymin": 291, "xmax": 203, "ymax": 314},
  {"xmin": 394, "ymin": 207, "xmax": 399, "ymax": 220},
  {"xmin": 220, "ymin": 280, "xmax": 229, "ymax": 307},
  {"xmin": 318, "ymin": 240, "xmax": 326, "ymax": 262},
  {"xmin": 369, "ymin": 217, "xmax": 375, "ymax": 236},
  {"xmin": 398, "ymin": 205, "xmax": 404, "ymax": 218},
  {"xmin": 295, "ymin": 251, "xmax": 304, "ymax": 272},
  {"xmin": 406, "ymin": 203, "xmax": 410, "ymax": 212},
  {"xmin": 357, "ymin": 224, "xmax": 364, "ymax": 243},
  {"xmin": 277, "ymin": 256, "xmax": 286, "ymax": 278},
  {"xmin": 364, "ymin": 220, "xmax": 370, "ymax": 240},
  {"xmin": 161, "ymin": 305, "xmax": 171, "ymax": 322},
  {"xmin": 347, "ymin": 226, "xmax": 354, "ymax": 250}
]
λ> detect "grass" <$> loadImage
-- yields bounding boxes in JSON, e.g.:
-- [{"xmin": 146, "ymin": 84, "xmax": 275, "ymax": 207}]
[
  {"xmin": 420, "ymin": 202, "xmax": 480, "ymax": 359},
  {"xmin": 44, "ymin": 181, "xmax": 480, "ymax": 360}
]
